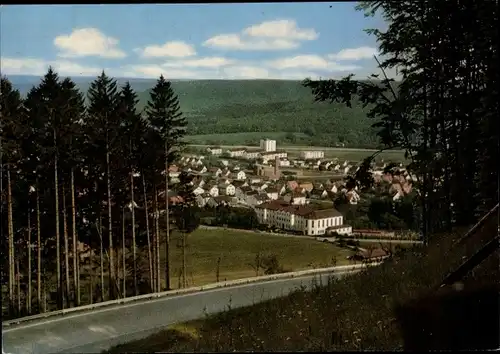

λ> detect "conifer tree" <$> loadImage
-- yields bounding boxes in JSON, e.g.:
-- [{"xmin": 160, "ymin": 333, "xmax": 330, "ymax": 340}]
[
  {"xmin": 146, "ymin": 75, "xmax": 187, "ymax": 291},
  {"xmin": 118, "ymin": 82, "xmax": 145, "ymax": 296},
  {"xmin": 1, "ymin": 77, "xmax": 26, "ymax": 315},
  {"xmin": 86, "ymin": 71, "xmax": 121, "ymax": 300}
]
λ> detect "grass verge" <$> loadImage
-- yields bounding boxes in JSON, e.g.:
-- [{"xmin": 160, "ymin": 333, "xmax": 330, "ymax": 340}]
[{"xmin": 107, "ymin": 213, "xmax": 498, "ymax": 352}]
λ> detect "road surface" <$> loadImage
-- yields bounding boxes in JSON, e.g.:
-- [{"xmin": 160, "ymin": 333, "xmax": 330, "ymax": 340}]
[{"xmin": 3, "ymin": 271, "xmax": 356, "ymax": 354}]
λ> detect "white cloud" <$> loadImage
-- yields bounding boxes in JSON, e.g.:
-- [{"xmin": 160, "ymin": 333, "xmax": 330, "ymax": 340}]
[
  {"xmin": 135, "ymin": 41, "xmax": 196, "ymax": 58},
  {"xmin": 203, "ymin": 34, "xmax": 298, "ymax": 51},
  {"xmin": 329, "ymin": 46, "xmax": 378, "ymax": 61},
  {"xmin": 54, "ymin": 28, "xmax": 126, "ymax": 59},
  {"xmin": 244, "ymin": 19, "xmax": 318, "ymax": 40},
  {"xmin": 163, "ymin": 57, "xmax": 235, "ymax": 68},
  {"xmin": 204, "ymin": 19, "xmax": 316, "ymax": 51},
  {"xmin": 222, "ymin": 66, "xmax": 270, "ymax": 79},
  {"xmin": 266, "ymin": 55, "xmax": 361, "ymax": 72},
  {"xmin": 0, "ymin": 57, "xmax": 103, "ymax": 76}
]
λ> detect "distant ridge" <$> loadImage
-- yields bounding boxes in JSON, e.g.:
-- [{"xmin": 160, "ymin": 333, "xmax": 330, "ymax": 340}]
[
  {"xmin": 4, "ymin": 74, "xmax": 383, "ymax": 148},
  {"xmin": 6, "ymin": 75, "xmax": 305, "ymax": 96}
]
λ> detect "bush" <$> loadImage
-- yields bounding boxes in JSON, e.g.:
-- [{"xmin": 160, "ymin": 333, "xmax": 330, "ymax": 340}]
[{"xmin": 262, "ymin": 254, "xmax": 287, "ymax": 275}]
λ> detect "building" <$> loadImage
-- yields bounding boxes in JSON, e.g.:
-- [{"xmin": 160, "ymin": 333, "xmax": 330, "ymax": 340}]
[
  {"xmin": 207, "ymin": 146, "xmax": 223, "ymax": 155},
  {"xmin": 301, "ymin": 150, "xmax": 325, "ymax": 160},
  {"xmin": 261, "ymin": 150, "xmax": 287, "ymax": 163},
  {"xmin": 279, "ymin": 159, "xmax": 291, "ymax": 167},
  {"xmin": 245, "ymin": 150, "xmax": 261, "ymax": 160},
  {"xmin": 255, "ymin": 200, "xmax": 352, "ymax": 236},
  {"xmin": 255, "ymin": 155, "xmax": 281, "ymax": 180},
  {"xmin": 260, "ymin": 139, "xmax": 277, "ymax": 152},
  {"xmin": 227, "ymin": 148, "xmax": 246, "ymax": 158}
]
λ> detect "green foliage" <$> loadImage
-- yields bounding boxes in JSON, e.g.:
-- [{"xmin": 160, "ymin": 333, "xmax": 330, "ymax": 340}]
[
  {"xmin": 12, "ymin": 77, "xmax": 385, "ymax": 148},
  {"xmin": 146, "ymin": 75, "xmax": 187, "ymax": 167},
  {"xmin": 304, "ymin": 0, "xmax": 499, "ymax": 241},
  {"xmin": 2, "ymin": 68, "xmax": 191, "ymax": 317}
]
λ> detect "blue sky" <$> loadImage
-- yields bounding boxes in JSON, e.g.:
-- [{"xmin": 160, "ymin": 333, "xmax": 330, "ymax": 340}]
[{"xmin": 0, "ymin": 3, "xmax": 389, "ymax": 80}]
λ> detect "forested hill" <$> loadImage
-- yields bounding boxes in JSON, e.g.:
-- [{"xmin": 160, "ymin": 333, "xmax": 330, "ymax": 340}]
[{"xmin": 9, "ymin": 75, "xmax": 381, "ymax": 148}]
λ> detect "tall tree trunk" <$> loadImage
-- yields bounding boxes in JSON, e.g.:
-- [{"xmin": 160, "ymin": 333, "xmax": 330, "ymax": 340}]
[
  {"xmin": 53, "ymin": 128, "xmax": 62, "ymax": 309},
  {"xmin": 89, "ymin": 226, "xmax": 94, "ymax": 305},
  {"xmin": 164, "ymin": 152, "xmax": 170, "ymax": 291},
  {"xmin": 36, "ymin": 180, "xmax": 42, "ymax": 311},
  {"xmin": 122, "ymin": 208, "xmax": 126, "ymax": 298},
  {"xmin": 99, "ymin": 215, "xmax": 104, "ymax": 302},
  {"xmin": 27, "ymin": 210, "xmax": 32, "ymax": 314},
  {"xmin": 154, "ymin": 184, "xmax": 161, "ymax": 292},
  {"xmin": 70, "ymin": 169, "xmax": 80, "ymax": 306},
  {"xmin": 152, "ymin": 218, "xmax": 156, "ymax": 293},
  {"xmin": 105, "ymin": 143, "xmax": 115, "ymax": 300},
  {"xmin": 62, "ymin": 183, "xmax": 70, "ymax": 308},
  {"xmin": 16, "ymin": 259, "xmax": 21, "ymax": 315},
  {"xmin": 131, "ymin": 171, "xmax": 137, "ymax": 296},
  {"xmin": 7, "ymin": 167, "xmax": 15, "ymax": 315},
  {"xmin": 142, "ymin": 173, "xmax": 153, "ymax": 291},
  {"xmin": 182, "ymin": 232, "xmax": 186, "ymax": 288}
]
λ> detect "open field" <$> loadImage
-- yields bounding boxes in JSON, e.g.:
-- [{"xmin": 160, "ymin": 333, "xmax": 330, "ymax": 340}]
[
  {"xmin": 107, "ymin": 213, "xmax": 500, "ymax": 352},
  {"xmin": 184, "ymin": 132, "xmax": 309, "ymax": 146},
  {"xmin": 161, "ymin": 228, "xmax": 353, "ymax": 289},
  {"xmin": 186, "ymin": 140, "xmax": 407, "ymax": 162}
]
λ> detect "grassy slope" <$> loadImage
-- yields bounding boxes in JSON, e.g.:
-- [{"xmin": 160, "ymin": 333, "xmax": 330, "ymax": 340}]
[
  {"xmin": 157, "ymin": 228, "xmax": 353, "ymax": 289},
  {"xmin": 108, "ymin": 212, "xmax": 499, "ymax": 352}
]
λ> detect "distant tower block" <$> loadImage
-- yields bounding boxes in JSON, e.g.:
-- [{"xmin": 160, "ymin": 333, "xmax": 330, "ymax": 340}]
[{"xmin": 260, "ymin": 139, "xmax": 276, "ymax": 152}]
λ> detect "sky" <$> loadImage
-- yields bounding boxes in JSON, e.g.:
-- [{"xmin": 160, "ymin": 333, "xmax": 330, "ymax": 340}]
[{"xmin": 0, "ymin": 3, "xmax": 389, "ymax": 80}]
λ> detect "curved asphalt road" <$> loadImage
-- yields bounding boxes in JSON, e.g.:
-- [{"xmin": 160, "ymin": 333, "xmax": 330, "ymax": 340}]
[{"xmin": 3, "ymin": 271, "xmax": 354, "ymax": 354}]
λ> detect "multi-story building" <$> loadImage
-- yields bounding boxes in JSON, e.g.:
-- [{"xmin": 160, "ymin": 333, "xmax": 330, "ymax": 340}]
[
  {"xmin": 245, "ymin": 150, "xmax": 261, "ymax": 160},
  {"xmin": 207, "ymin": 146, "xmax": 223, "ymax": 155},
  {"xmin": 301, "ymin": 150, "xmax": 325, "ymax": 160},
  {"xmin": 260, "ymin": 139, "xmax": 277, "ymax": 152},
  {"xmin": 227, "ymin": 148, "xmax": 246, "ymax": 158},
  {"xmin": 261, "ymin": 150, "xmax": 287, "ymax": 163},
  {"xmin": 255, "ymin": 200, "xmax": 352, "ymax": 236}
]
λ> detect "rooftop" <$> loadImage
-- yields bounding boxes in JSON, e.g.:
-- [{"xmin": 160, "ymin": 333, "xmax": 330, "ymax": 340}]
[{"xmin": 256, "ymin": 200, "xmax": 343, "ymax": 219}]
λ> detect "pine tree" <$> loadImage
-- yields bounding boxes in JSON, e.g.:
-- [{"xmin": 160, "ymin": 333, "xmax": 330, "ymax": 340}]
[
  {"xmin": 118, "ymin": 82, "xmax": 145, "ymax": 296},
  {"xmin": 23, "ymin": 85, "xmax": 47, "ymax": 312},
  {"xmin": 20, "ymin": 69, "xmax": 64, "ymax": 310},
  {"xmin": 86, "ymin": 71, "xmax": 121, "ymax": 300},
  {"xmin": 146, "ymin": 75, "xmax": 187, "ymax": 291},
  {"xmin": 305, "ymin": 0, "xmax": 499, "ymax": 238},
  {"xmin": 1, "ymin": 77, "xmax": 26, "ymax": 315}
]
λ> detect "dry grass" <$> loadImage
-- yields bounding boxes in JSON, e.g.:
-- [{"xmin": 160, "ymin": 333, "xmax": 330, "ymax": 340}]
[
  {"xmin": 157, "ymin": 228, "xmax": 353, "ymax": 289},
  {"xmin": 107, "ymin": 214, "xmax": 499, "ymax": 352}
]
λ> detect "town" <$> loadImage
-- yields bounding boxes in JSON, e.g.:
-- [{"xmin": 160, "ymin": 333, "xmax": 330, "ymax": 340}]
[{"xmin": 167, "ymin": 139, "xmax": 415, "ymax": 237}]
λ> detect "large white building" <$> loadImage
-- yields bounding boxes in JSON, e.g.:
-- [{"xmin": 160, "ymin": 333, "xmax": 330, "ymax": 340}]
[
  {"xmin": 227, "ymin": 148, "xmax": 246, "ymax": 158},
  {"xmin": 255, "ymin": 200, "xmax": 352, "ymax": 236},
  {"xmin": 301, "ymin": 150, "xmax": 325, "ymax": 160},
  {"xmin": 260, "ymin": 139, "xmax": 277, "ymax": 152}
]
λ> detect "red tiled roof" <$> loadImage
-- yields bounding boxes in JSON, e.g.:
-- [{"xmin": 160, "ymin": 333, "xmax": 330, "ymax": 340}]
[{"xmin": 255, "ymin": 200, "xmax": 343, "ymax": 219}]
